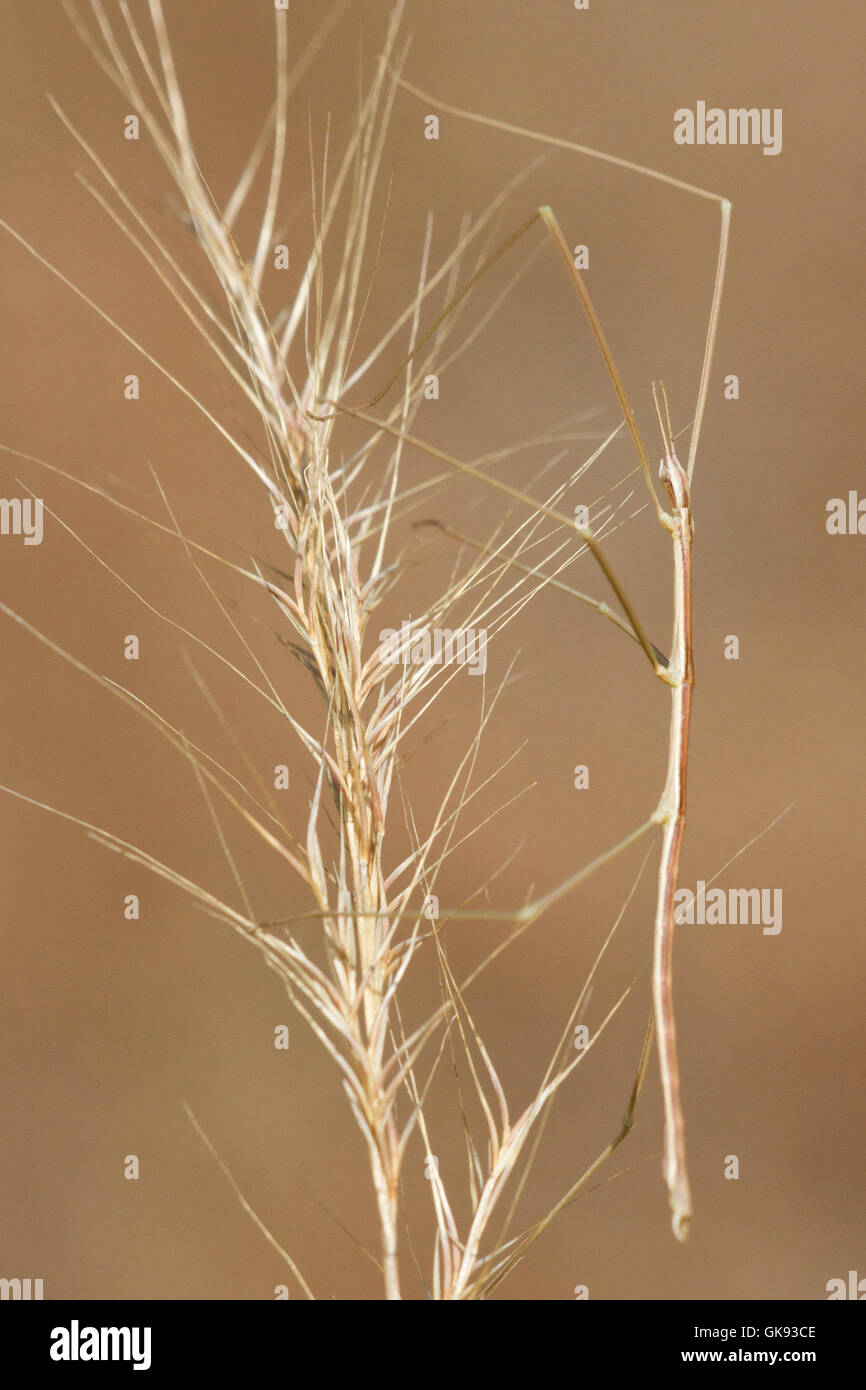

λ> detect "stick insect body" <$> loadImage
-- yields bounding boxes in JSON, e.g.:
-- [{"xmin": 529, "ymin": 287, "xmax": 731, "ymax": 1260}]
[{"xmin": 317, "ymin": 86, "xmax": 731, "ymax": 1242}]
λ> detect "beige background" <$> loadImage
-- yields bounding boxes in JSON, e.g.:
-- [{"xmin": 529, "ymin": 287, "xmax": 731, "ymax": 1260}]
[{"xmin": 0, "ymin": 0, "xmax": 863, "ymax": 1299}]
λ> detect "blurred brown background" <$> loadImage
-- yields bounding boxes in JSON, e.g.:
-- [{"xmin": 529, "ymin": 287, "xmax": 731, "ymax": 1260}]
[{"xmin": 0, "ymin": 0, "xmax": 863, "ymax": 1300}]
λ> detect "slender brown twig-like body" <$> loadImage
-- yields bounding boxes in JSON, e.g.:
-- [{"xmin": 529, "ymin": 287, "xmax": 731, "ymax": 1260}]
[
  {"xmin": 532, "ymin": 212, "xmax": 708, "ymax": 1239},
  {"xmin": 652, "ymin": 383, "xmax": 694, "ymax": 1239}
]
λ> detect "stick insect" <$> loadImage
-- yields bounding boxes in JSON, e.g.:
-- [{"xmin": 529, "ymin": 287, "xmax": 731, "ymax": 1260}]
[{"xmin": 315, "ymin": 79, "xmax": 731, "ymax": 1241}]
